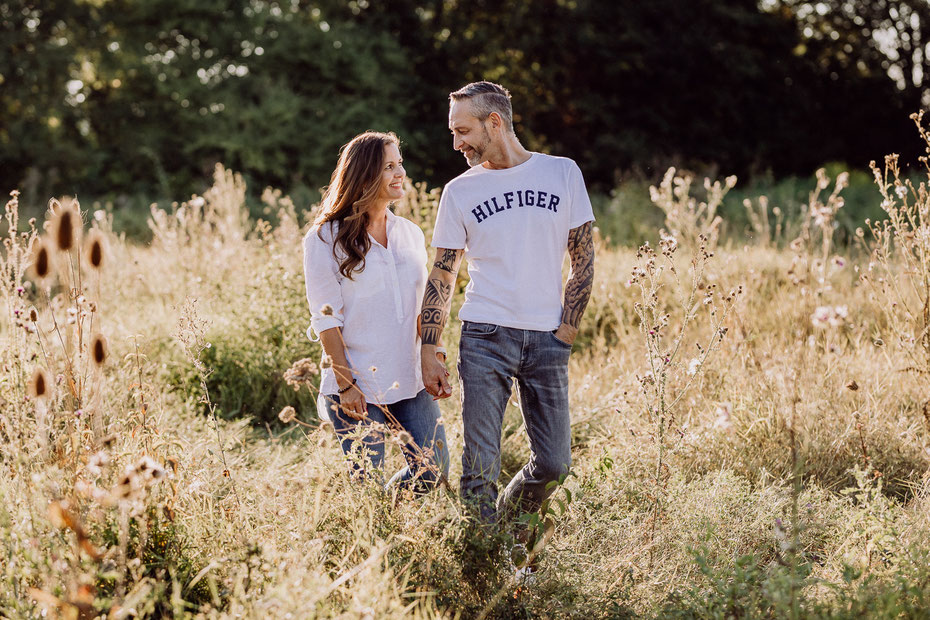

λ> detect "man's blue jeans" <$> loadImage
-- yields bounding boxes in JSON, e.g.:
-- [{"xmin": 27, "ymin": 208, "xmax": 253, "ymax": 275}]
[
  {"xmin": 318, "ymin": 388, "xmax": 450, "ymax": 492},
  {"xmin": 457, "ymin": 321, "xmax": 572, "ymax": 521}
]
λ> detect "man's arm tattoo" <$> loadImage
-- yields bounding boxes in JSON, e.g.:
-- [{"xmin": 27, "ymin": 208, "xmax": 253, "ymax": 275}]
[
  {"xmin": 423, "ymin": 278, "xmax": 452, "ymax": 308},
  {"xmin": 421, "ymin": 277, "xmax": 453, "ymax": 345},
  {"xmin": 433, "ymin": 248, "xmax": 460, "ymax": 274},
  {"xmin": 561, "ymin": 222, "xmax": 595, "ymax": 329}
]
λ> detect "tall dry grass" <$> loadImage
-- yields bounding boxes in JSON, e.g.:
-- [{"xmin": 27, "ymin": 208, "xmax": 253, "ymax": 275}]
[{"xmin": 1, "ymin": 117, "xmax": 930, "ymax": 617}]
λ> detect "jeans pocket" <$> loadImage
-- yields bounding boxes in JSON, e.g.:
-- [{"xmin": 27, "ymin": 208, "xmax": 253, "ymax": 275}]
[
  {"xmin": 549, "ymin": 330, "xmax": 573, "ymax": 350},
  {"xmin": 462, "ymin": 321, "xmax": 499, "ymax": 337}
]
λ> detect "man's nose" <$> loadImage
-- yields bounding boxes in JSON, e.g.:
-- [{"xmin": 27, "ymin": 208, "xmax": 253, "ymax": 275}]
[{"xmin": 453, "ymin": 135, "xmax": 464, "ymax": 151}]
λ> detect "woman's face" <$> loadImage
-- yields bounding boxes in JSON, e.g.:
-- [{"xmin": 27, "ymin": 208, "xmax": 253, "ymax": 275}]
[{"xmin": 377, "ymin": 142, "xmax": 405, "ymax": 203}]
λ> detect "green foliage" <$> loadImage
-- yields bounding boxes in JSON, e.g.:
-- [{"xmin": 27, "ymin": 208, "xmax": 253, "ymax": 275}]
[
  {"xmin": 664, "ymin": 545, "xmax": 930, "ymax": 619},
  {"xmin": 165, "ymin": 258, "xmax": 321, "ymax": 427},
  {"xmin": 3, "ymin": 0, "xmax": 928, "ymax": 205},
  {"xmin": 661, "ymin": 471, "xmax": 930, "ymax": 618},
  {"xmin": 96, "ymin": 507, "xmax": 217, "ymax": 616}
]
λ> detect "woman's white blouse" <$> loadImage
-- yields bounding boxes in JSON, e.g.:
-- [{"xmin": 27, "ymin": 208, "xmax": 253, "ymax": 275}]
[{"xmin": 303, "ymin": 211, "xmax": 428, "ymax": 405}]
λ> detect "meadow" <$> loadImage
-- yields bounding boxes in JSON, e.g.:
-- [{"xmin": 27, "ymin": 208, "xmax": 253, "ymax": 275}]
[{"xmin": 2, "ymin": 114, "xmax": 930, "ymax": 619}]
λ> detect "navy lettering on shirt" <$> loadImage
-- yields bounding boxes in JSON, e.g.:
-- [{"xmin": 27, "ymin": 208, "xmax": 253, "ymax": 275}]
[{"xmin": 469, "ymin": 190, "xmax": 562, "ymax": 223}]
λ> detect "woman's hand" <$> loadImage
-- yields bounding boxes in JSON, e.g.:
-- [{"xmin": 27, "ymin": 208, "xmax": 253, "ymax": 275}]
[{"xmin": 339, "ymin": 384, "xmax": 368, "ymax": 420}]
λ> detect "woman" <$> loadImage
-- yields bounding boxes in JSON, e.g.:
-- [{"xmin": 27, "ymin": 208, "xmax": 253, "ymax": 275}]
[{"xmin": 303, "ymin": 131, "xmax": 449, "ymax": 491}]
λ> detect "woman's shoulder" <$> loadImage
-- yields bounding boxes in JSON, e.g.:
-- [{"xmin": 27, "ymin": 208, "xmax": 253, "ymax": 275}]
[
  {"xmin": 304, "ymin": 219, "xmax": 339, "ymax": 247},
  {"xmin": 392, "ymin": 214, "xmax": 426, "ymax": 242}
]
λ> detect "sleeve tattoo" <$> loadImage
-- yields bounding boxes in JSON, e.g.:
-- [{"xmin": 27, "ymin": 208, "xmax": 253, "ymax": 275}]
[
  {"xmin": 421, "ymin": 278, "xmax": 453, "ymax": 345},
  {"xmin": 421, "ymin": 249, "xmax": 462, "ymax": 346},
  {"xmin": 561, "ymin": 222, "xmax": 595, "ymax": 329},
  {"xmin": 433, "ymin": 249, "xmax": 459, "ymax": 273}
]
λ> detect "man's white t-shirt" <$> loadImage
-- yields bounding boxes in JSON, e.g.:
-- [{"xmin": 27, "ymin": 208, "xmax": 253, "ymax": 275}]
[{"xmin": 431, "ymin": 152, "xmax": 595, "ymax": 331}]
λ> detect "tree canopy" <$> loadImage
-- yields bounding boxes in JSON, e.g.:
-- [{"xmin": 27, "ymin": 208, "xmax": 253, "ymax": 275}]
[{"xmin": 1, "ymin": 0, "xmax": 927, "ymax": 202}]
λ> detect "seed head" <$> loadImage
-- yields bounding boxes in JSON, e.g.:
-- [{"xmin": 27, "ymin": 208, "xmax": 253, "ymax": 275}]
[
  {"xmin": 278, "ymin": 406, "xmax": 297, "ymax": 424},
  {"xmin": 90, "ymin": 333, "xmax": 108, "ymax": 367},
  {"xmin": 29, "ymin": 367, "xmax": 50, "ymax": 400},
  {"xmin": 30, "ymin": 238, "xmax": 53, "ymax": 282},
  {"xmin": 84, "ymin": 229, "xmax": 105, "ymax": 270},
  {"xmin": 51, "ymin": 197, "xmax": 81, "ymax": 252},
  {"xmin": 284, "ymin": 357, "xmax": 319, "ymax": 391}
]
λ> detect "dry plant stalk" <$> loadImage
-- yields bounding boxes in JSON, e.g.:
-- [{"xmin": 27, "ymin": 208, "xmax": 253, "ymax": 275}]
[
  {"xmin": 629, "ymin": 219, "xmax": 742, "ymax": 552},
  {"xmin": 649, "ymin": 167, "xmax": 737, "ymax": 252},
  {"xmin": 862, "ymin": 110, "xmax": 930, "ymax": 380},
  {"xmin": 175, "ymin": 296, "xmax": 242, "ymax": 509}
]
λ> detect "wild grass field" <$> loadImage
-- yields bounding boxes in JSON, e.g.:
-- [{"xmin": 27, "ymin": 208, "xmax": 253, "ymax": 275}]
[{"xmin": 2, "ymin": 114, "xmax": 930, "ymax": 619}]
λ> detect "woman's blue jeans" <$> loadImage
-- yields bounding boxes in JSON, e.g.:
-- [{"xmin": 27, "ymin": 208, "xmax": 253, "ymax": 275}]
[{"xmin": 318, "ymin": 388, "xmax": 449, "ymax": 492}]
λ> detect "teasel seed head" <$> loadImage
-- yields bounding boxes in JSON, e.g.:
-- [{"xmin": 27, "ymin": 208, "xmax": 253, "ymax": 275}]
[
  {"xmin": 91, "ymin": 333, "xmax": 108, "ymax": 367},
  {"xmin": 51, "ymin": 197, "xmax": 81, "ymax": 253},
  {"xmin": 30, "ymin": 238, "xmax": 53, "ymax": 282},
  {"xmin": 84, "ymin": 229, "xmax": 105, "ymax": 270},
  {"xmin": 29, "ymin": 367, "xmax": 50, "ymax": 400}
]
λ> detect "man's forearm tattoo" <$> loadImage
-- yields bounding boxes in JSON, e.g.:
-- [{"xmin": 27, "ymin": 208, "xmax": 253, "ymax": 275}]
[
  {"xmin": 421, "ymin": 277, "xmax": 453, "ymax": 345},
  {"xmin": 561, "ymin": 222, "xmax": 595, "ymax": 329},
  {"xmin": 423, "ymin": 278, "xmax": 452, "ymax": 307},
  {"xmin": 433, "ymin": 249, "xmax": 459, "ymax": 274}
]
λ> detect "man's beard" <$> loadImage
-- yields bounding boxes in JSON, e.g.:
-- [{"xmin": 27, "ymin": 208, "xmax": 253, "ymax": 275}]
[{"xmin": 465, "ymin": 129, "xmax": 491, "ymax": 167}]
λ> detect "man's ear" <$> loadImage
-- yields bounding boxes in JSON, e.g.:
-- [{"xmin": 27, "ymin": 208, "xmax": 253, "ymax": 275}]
[{"xmin": 487, "ymin": 111, "xmax": 504, "ymax": 132}]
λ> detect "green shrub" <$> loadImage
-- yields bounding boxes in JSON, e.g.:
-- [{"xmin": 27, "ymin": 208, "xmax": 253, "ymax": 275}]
[
  {"xmin": 165, "ymin": 265, "xmax": 321, "ymax": 427},
  {"xmin": 95, "ymin": 507, "xmax": 217, "ymax": 616}
]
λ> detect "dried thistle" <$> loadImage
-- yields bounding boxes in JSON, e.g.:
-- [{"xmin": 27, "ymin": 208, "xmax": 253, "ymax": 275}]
[
  {"xmin": 90, "ymin": 333, "xmax": 108, "ymax": 367},
  {"xmin": 29, "ymin": 367, "xmax": 50, "ymax": 400},
  {"xmin": 84, "ymin": 229, "xmax": 105, "ymax": 270},
  {"xmin": 278, "ymin": 406, "xmax": 297, "ymax": 424},
  {"xmin": 284, "ymin": 357, "xmax": 319, "ymax": 391}
]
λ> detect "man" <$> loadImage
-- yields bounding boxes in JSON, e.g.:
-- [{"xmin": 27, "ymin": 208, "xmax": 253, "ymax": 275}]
[{"xmin": 420, "ymin": 81, "xmax": 595, "ymax": 522}]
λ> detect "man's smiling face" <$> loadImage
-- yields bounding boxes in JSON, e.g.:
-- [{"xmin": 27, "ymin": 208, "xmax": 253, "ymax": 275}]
[{"xmin": 449, "ymin": 99, "xmax": 493, "ymax": 167}]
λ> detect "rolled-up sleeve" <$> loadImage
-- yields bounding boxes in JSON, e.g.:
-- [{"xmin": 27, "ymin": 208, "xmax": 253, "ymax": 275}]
[{"xmin": 303, "ymin": 225, "xmax": 345, "ymax": 337}]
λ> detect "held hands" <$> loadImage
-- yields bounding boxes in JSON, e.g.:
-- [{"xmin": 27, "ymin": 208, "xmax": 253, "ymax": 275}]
[{"xmin": 422, "ymin": 346, "xmax": 452, "ymax": 399}]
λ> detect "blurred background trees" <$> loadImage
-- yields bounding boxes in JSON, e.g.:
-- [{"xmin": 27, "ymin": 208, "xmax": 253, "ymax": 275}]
[{"xmin": 1, "ymin": 0, "xmax": 928, "ymax": 206}]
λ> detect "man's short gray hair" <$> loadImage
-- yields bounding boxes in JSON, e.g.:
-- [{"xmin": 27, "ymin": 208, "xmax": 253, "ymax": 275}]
[{"xmin": 449, "ymin": 81, "xmax": 514, "ymax": 132}]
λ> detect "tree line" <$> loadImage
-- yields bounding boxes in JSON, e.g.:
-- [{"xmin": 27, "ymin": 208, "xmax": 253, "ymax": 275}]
[{"xmin": 1, "ymin": 0, "xmax": 928, "ymax": 203}]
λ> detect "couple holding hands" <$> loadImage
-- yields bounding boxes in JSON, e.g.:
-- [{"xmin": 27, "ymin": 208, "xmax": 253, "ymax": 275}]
[{"xmin": 303, "ymin": 81, "xmax": 595, "ymax": 522}]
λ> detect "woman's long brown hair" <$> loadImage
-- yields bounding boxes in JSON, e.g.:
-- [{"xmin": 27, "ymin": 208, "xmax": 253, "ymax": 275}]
[{"xmin": 314, "ymin": 131, "xmax": 399, "ymax": 278}]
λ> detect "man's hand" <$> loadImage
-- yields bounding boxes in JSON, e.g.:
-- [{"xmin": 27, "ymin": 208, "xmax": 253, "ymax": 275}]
[
  {"xmin": 553, "ymin": 322, "xmax": 578, "ymax": 346},
  {"xmin": 422, "ymin": 344, "xmax": 452, "ymax": 399}
]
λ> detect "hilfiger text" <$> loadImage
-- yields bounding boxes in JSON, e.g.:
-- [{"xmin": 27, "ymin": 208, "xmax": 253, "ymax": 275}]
[{"xmin": 471, "ymin": 190, "xmax": 561, "ymax": 224}]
